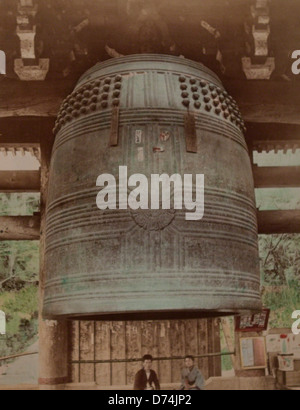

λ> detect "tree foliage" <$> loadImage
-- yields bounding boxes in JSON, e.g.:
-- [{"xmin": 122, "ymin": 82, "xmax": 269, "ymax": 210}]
[
  {"xmin": 259, "ymin": 234, "xmax": 300, "ymax": 285},
  {"xmin": 0, "ymin": 194, "xmax": 40, "ymax": 357}
]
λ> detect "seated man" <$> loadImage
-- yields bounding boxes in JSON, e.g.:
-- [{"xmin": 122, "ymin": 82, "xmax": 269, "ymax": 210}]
[
  {"xmin": 180, "ymin": 355, "xmax": 205, "ymax": 390},
  {"xmin": 134, "ymin": 354, "xmax": 160, "ymax": 390}
]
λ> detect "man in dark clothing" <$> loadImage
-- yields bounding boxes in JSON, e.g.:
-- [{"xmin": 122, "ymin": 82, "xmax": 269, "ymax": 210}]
[
  {"xmin": 134, "ymin": 354, "xmax": 160, "ymax": 390},
  {"xmin": 180, "ymin": 355, "xmax": 205, "ymax": 390}
]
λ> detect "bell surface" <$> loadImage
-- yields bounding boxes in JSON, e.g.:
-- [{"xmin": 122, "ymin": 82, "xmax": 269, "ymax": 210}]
[{"xmin": 43, "ymin": 54, "xmax": 261, "ymax": 320}]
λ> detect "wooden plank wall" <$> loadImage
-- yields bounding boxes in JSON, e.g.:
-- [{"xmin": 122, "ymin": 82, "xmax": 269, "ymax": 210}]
[{"xmin": 69, "ymin": 319, "xmax": 221, "ymax": 387}]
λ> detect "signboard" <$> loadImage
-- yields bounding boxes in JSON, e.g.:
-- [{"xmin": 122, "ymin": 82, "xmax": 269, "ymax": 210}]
[
  {"xmin": 240, "ymin": 337, "xmax": 268, "ymax": 370},
  {"xmin": 235, "ymin": 309, "xmax": 270, "ymax": 332},
  {"xmin": 266, "ymin": 333, "xmax": 300, "ymax": 358},
  {"xmin": 0, "ymin": 310, "xmax": 6, "ymax": 335}
]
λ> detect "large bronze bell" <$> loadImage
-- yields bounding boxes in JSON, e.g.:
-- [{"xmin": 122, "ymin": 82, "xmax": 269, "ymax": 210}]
[{"xmin": 43, "ymin": 54, "xmax": 261, "ymax": 320}]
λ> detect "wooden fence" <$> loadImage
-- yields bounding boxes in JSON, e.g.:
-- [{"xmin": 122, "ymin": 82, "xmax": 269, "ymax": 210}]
[{"xmin": 69, "ymin": 318, "xmax": 221, "ymax": 387}]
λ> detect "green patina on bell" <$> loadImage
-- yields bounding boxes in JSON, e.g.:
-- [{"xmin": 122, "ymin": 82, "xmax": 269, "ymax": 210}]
[{"xmin": 43, "ymin": 54, "xmax": 261, "ymax": 320}]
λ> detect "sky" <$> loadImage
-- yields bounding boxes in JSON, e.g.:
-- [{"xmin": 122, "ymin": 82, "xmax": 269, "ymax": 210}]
[
  {"xmin": 0, "ymin": 152, "xmax": 40, "ymax": 170},
  {"xmin": 254, "ymin": 149, "xmax": 300, "ymax": 167}
]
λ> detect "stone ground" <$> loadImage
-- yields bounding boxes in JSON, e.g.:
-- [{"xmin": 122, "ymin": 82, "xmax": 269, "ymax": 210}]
[
  {"xmin": 222, "ymin": 369, "xmax": 235, "ymax": 377},
  {"xmin": 0, "ymin": 341, "xmax": 39, "ymax": 386}
]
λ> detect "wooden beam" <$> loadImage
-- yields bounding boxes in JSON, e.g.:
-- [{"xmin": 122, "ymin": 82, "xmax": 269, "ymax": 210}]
[
  {"xmin": 0, "ymin": 171, "xmax": 41, "ymax": 192},
  {"xmin": 0, "ymin": 143, "xmax": 40, "ymax": 150},
  {"xmin": 246, "ymin": 123, "xmax": 300, "ymax": 142},
  {"xmin": 224, "ymin": 80, "xmax": 300, "ymax": 125},
  {"xmin": 0, "ymin": 215, "xmax": 40, "ymax": 240},
  {"xmin": 0, "ymin": 117, "xmax": 299, "ymax": 151},
  {"xmin": 258, "ymin": 210, "xmax": 300, "ymax": 234},
  {"xmin": 0, "ymin": 116, "xmax": 55, "ymax": 144},
  {"xmin": 0, "ymin": 79, "xmax": 74, "ymax": 118},
  {"xmin": 245, "ymin": 122, "xmax": 300, "ymax": 153},
  {"xmin": 253, "ymin": 166, "xmax": 300, "ymax": 188},
  {"xmin": 1, "ymin": 78, "xmax": 300, "ymax": 125}
]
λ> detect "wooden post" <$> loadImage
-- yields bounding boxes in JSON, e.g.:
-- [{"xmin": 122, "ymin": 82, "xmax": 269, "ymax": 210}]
[
  {"xmin": 38, "ymin": 133, "xmax": 69, "ymax": 390},
  {"xmin": 207, "ymin": 318, "xmax": 222, "ymax": 377},
  {"xmin": 221, "ymin": 318, "xmax": 238, "ymax": 371},
  {"xmin": 0, "ymin": 215, "xmax": 40, "ymax": 240}
]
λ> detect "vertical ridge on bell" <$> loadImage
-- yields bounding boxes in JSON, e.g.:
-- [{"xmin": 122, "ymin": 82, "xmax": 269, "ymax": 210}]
[
  {"xmin": 110, "ymin": 106, "xmax": 120, "ymax": 146},
  {"xmin": 184, "ymin": 112, "xmax": 197, "ymax": 153}
]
